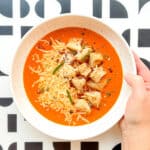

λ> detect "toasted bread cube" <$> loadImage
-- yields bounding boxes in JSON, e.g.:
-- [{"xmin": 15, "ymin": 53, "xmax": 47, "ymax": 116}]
[
  {"xmin": 72, "ymin": 77, "xmax": 86, "ymax": 90},
  {"xmin": 66, "ymin": 38, "xmax": 82, "ymax": 51},
  {"xmin": 65, "ymin": 53, "xmax": 75, "ymax": 64},
  {"xmin": 89, "ymin": 52, "xmax": 103, "ymax": 67},
  {"xmin": 75, "ymin": 47, "xmax": 91, "ymax": 62},
  {"xmin": 75, "ymin": 99, "xmax": 91, "ymax": 113},
  {"xmin": 87, "ymin": 79, "xmax": 111, "ymax": 90},
  {"xmin": 62, "ymin": 64, "xmax": 76, "ymax": 78},
  {"xmin": 77, "ymin": 63, "xmax": 91, "ymax": 77},
  {"xmin": 84, "ymin": 91, "xmax": 101, "ymax": 108},
  {"xmin": 87, "ymin": 80, "xmax": 101, "ymax": 90},
  {"xmin": 89, "ymin": 67, "xmax": 106, "ymax": 83}
]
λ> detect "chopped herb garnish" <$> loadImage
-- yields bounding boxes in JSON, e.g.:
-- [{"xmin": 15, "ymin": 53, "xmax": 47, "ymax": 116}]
[
  {"xmin": 106, "ymin": 92, "xmax": 111, "ymax": 97},
  {"xmin": 71, "ymin": 50, "xmax": 77, "ymax": 55},
  {"xmin": 99, "ymin": 78, "xmax": 111, "ymax": 89},
  {"xmin": 69, "ymin": 110, "xmax": 74, "ymax": 114},
  {"xmin": 37, "ymin": 87, "xmax": 45, "ymax": 94},
  {"xmin": 37, "ymin": 86, "xmax": 49, "ymax": 94},
  {"xmin": 81, "ymin": 32, "xmax": 85, "ymax": 36},
  {"xmin": 108, "ymin": 67, "xmax": 113, "ymax": 73},
  {"xmin": 107, "ymin": 78, "xmax": 112, "ymax": 83},
  {"xmin": 52, "ymin": 61, "xmax": 64, "ymax": 74},
  {"xmin": 49, "ymin": 41, "xmax": 52, "ymax": 45},
  {"xmin": 66, "ymin": 90, "xmax": 73, "ymax": 104},
  {"xmin": 103, "ymin": 54, "xmax": 110, "ymax": 60},
  {"xmin": 45, "ymin": 86, "xmax": 50, "ymax": 91}
]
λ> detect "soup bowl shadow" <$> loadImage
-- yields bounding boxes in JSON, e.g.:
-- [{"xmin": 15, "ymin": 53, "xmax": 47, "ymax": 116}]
[{"xmin": 10, "ymin": 14, "xmax": 136, "ymax": 140}]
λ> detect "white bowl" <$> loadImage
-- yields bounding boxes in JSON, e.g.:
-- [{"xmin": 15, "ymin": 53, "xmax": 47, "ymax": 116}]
[{"xmin": 10, "ymin": 14, "xmax": 136, "ymax": 140}]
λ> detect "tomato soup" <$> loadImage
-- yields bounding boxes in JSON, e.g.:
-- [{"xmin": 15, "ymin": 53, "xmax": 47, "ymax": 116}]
[{"xmin": 24, "ymin": 27, "xmax": 123, "ymax": 126}]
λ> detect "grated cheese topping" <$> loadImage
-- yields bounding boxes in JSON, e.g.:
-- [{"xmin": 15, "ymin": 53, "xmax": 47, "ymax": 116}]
[{"xmin": 29, "ymin": 38, "xmax": 110, "ymax": 125}]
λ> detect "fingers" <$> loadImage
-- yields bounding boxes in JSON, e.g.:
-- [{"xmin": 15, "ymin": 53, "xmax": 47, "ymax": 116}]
[
  {"xmin": 125, "ymin": 73, "xmax": 145, "ymax": 89},
  {"xmin": 125, "ymin": 73, "xmax": 146, "ymax": 100},
  {"xmin": 133, "ymin": 52, "xmax": 150, "ymax": 82}
]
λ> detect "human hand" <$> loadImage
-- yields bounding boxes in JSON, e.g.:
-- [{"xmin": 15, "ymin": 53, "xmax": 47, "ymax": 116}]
[{"xmin": 120, "ymin": 52, "xmax": 150, "ymax": 150}]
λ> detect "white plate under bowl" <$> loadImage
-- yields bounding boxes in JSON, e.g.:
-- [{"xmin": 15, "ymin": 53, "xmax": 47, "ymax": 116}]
[{"xmin": 10, "ymin": 14, "xmax": 136, "ymax": 140}]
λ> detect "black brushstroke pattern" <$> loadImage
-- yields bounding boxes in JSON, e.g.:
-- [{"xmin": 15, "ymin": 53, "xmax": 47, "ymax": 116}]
[
  {"xmin": 93, "ymin": 0, "xmax": 102, "ymax": 18},
  {"xmin": 0, "ymin": 26, "xmax": 13, "ymax": 35},
  {"xmin": 0, "ymin": 0, "xmax": 12, "ymax": 17},
  {"xmin": 25, "ymin": 142, "xmax": 42, "ymax": 150},
  {"xmin": 0, "ymin": 145, "xmax": 2, "ymax": 150},
  {"xmin": 0, "ymin": 98, "xmax": 13, "ymax": 107},
  {"xmin": 57, "ymin": 0, "xmax": 71, "ymax": 13},
  {"xmin": 110, "ymin": 0, "xmax": 128, "ymax": 18},
  {"xmin": 35, "ymin": 0, "xmax": 44, "ymax": 18},
  {"xmin": 20, "ymin": 0, "xmax": 30, "ymax": 18},
  {"xmin": 112, "ymin": 143, "xmax": 121, "ymax": 150},
  {"xmin": 0, "ymin": 70, "xmax": 8, "ymax": 76},
  {"xmin": 53, "ymin": 142, "xmax": 70, "ymax": 150},
  {"xmin": 8, "ymin": 114, "xmax": 17, "ymax": 132},
  {"xmin": 21, "ymin": 26, "xmax": 32, "ymax": 38},
  {"xmin": 122, "ymin": 29, "xmax": 130, "ymax": 45},
  {"xmin": 8, "ymin": 143, "xmax": 17, "ymax": 150},
  {"xmin": 81, "ymin": 142, "xmax": 98, "ymax": 150},
  {"xmin": 138, "ymin": 29, "xmax": 150, "ymax": 47},
  {"xmin": 139, "ymin": 0, "xmax": 150, "ymax": 12}
]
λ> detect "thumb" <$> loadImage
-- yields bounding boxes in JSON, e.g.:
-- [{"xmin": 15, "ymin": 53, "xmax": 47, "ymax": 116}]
[
  {"xmin": 133, "ymin": 52, "xmax": 150, "ymax": 82},
  {"xmin": 125, "ymin": 73, "xmax": 146, "ymax": 100}
]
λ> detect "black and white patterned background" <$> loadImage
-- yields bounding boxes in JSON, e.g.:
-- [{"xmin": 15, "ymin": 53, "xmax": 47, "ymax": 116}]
[{"xmin": 0, "ymin": 0, "xmax": 150, "ymax": 150}]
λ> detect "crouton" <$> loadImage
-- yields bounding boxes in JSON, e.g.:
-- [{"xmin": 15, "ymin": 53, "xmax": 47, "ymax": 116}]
[
  {"xmin": 66, "ymin": 38, "xmax": 82, "ymax": 51},
  {"xmin": 62, "ymin": 64, "xmax": 76, "ymax": 78},
  {"xmin": 89, "ymin": 67, "xmax": 106, "ymax": 82},
  {"xmin": 75, "ymin": 47, "xmax": 91, "ymax": 62},
  {"xmin": 72, "ymin": 77, "xmax": 86, "ymax": 90},
  {"xmin": 64, "ymin": 53, "xmax": 75, "ymax": 64},
  {"xmin": 75, "ymin": 99, "xmax": 91, "ymax": 113},
  {"xmin": 84, "ymin": 91, "xmax": 101, "ymax": 108},
  {"xmin": 89, "ymin": 52, "xmax": 103, "ymax": 67},
  {"xmin": 77, "ymin": 63, "xmax": 91, "ymax": 77}
]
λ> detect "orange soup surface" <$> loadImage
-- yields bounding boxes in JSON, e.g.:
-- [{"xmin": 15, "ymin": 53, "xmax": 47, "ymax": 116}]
[{"xmin": 24, "ymin": 27, "xmax": 123, "ymax": 126}]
